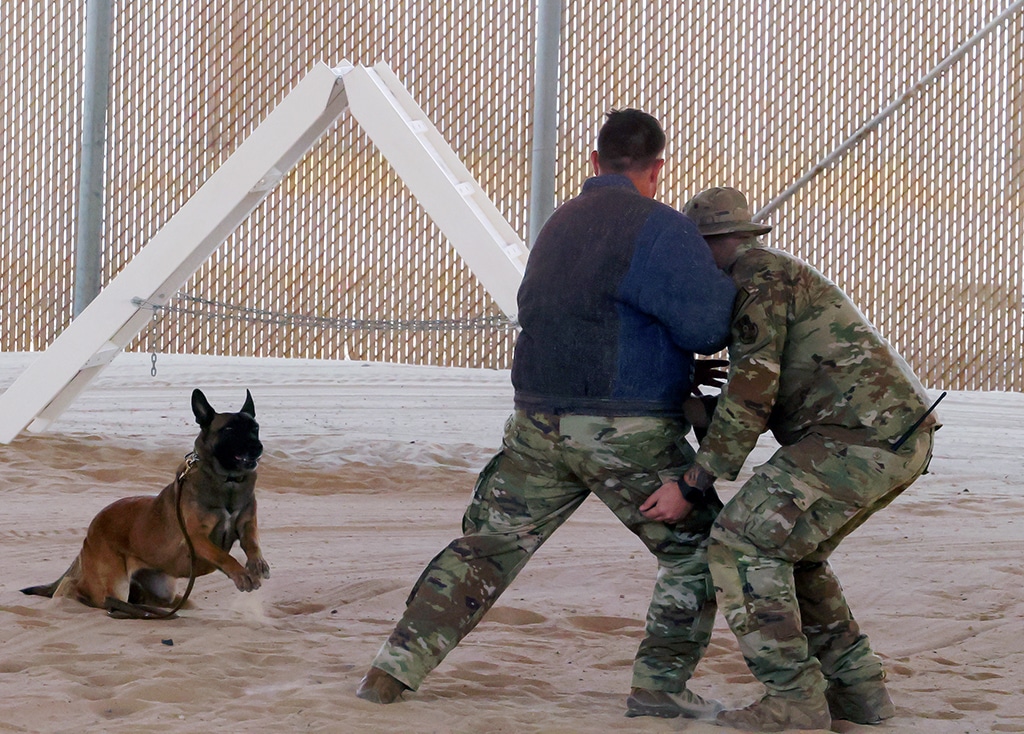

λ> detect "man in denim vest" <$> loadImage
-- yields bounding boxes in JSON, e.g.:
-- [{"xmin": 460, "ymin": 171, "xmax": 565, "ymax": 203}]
[{"xmin": 356, "ymin": 111, "xmax": 736, "ymax": 719}]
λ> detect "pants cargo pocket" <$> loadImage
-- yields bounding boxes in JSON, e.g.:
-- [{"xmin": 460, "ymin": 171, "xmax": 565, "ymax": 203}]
[
  {"xmin": 713, "ymin": 466, "xmax": 834, "ymax": 562},
  {"xmin": 462, "ymin": 451, "xmax": 507, "ymax": 534}
]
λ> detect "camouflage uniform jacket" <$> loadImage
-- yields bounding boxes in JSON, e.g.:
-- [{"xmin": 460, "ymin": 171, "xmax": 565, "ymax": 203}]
[{"xmin": 695, "ymin": 243, "xmax": 940, "ymax": 481}]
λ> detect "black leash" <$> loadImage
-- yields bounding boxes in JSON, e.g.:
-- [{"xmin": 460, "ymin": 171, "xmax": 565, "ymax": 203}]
[{"xmin": 106, "ymin": 453, "xmax": 199, "ymax": 620}]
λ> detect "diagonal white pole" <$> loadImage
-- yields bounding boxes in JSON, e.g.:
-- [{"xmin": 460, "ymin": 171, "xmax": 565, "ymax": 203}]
[
  {"xmin": 342, "ymin": 63, "xmax": 528, "ymax": 313},
  {"xmin": 0, "ymin": 62, "xmax": 353, "ymax": 443},
  {"xmin": 0, "ymin": 61, "xmax": 527, "ymax": 444}
]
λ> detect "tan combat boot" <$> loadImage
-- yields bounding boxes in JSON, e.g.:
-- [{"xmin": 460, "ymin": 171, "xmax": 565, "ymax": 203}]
[
  {"xmin": 826, "ymin": 678, "xmax": 896, "ymax": 724},
  {"xmin": 716, "ymin": 692, "xmax": 831, "ymax": 731},
  {"xmin": 355, "ymin": 666, "xmax": 409, "ymax": 704},
  {"xmin": 625, "ymin": 687, "xmax": 723, "ymax": 719}
]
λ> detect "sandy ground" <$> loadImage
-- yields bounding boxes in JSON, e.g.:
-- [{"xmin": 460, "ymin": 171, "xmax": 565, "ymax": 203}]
[{"xmin": 0, "ymin": 351, "xmax": 1022, "ymax": 734}]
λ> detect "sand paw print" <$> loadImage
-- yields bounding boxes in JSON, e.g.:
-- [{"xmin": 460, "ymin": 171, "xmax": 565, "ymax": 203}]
[
  {"xmin": 948, "ymin": 696, "xmax": 998, "ymax": 712},
  {"xmin": 566, "ymin": 615, "xmax": 640, "ymax": 634},
  {"xmin": 271, "ymin": 600, "xmax": 327, "ymax": 616},
  {"xmin": 485, "ymin": 606, "xmax": 547, "ymax": 626}
]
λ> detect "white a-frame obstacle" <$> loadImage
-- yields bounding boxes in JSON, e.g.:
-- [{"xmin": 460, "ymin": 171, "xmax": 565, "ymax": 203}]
[{"xmin": 0, "ymin": 61, "xmax": 529, "ymax": 444}]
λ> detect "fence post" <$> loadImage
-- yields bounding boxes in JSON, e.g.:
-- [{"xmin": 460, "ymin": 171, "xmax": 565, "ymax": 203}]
[
  {"xmin": 527, "ymin": 0, "xmax": 563, "ymax": 247},
  {"xmin": 73, "ymin": 0, "xmax": 113, "ymax": 316}
]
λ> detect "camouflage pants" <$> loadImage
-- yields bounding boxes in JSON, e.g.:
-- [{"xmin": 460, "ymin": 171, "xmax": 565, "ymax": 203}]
[
  {"xmin": 708, "ymin": 428, "xmax": 935, "ymax": 698},
  {"xmin": 370, "ymin": 410, "xmax": 721, "ymax": 692}
]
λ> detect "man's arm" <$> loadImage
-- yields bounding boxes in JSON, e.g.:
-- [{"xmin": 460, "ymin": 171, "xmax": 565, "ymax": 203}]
[{"xmin": 693, "ymin": 253, "xmax": 788, "ymax": 481}]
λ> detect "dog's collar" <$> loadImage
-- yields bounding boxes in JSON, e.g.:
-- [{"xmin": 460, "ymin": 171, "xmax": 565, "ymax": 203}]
[{"xmin": 179, "ymin": 450, "xmax": 256, "ymax": 484}]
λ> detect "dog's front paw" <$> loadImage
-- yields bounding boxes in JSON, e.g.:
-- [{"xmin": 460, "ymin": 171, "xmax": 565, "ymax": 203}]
[
  {"xmin": 247, "ymin": 556, "xmax": 271, "ymax": 580},
  {"xmin": 231, "ymin": 569, "xmax": 262, "ymax": 592}
]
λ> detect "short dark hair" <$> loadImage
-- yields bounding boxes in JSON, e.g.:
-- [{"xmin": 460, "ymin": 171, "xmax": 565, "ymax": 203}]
[{"xmin": 596, "ymin": 109, "xmax": 665, "ymax": 173}]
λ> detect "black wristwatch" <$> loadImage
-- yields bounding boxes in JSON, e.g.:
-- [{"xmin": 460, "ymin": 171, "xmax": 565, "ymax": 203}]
[{"xmin": 677, "ymin": 479, "xmax": 707, "ymax": 507}]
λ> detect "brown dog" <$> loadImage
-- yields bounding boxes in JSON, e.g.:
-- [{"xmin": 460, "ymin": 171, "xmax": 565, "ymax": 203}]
[{"xmin": 22, "ymin": 389, "xmax": 270, "ymax": 617}]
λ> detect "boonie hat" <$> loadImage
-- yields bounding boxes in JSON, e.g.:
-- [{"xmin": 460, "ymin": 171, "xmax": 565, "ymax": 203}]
[{"xmin": 683, "ymin": 187, "xmax": 772, "ymax": 237}]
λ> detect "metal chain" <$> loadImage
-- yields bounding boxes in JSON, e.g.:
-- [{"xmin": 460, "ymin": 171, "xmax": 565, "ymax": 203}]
[
  {"xmin": 132, "ymin": 293, "xmax": 519, "ymax": 333},
  {"xmin": 148, "ymin": 307, "xmax": 161, "ymax": 377}
]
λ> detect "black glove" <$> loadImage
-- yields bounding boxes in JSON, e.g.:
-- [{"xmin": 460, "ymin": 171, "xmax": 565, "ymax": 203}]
[{"xmin": 692, "ymin": 358, "xmax": 728, "ymax": 394}]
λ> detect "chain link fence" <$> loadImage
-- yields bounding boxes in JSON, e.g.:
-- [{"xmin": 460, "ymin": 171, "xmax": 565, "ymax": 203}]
[{"xmin": 3, "ymin": 1, "xmax": 1022, "ymax": 389}]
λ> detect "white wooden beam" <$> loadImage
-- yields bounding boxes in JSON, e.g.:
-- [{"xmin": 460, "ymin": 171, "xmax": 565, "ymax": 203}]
[
  {"xmin": 342, "ymin": 63, "xmax": 528, "ymax": 317},
  {"xmin": 0, "ymin": 62, "xmax": 352, "ymax": 443},
  {"xmin": 0, "ymin": 61, "xmax": 528, "ymax": 444}
]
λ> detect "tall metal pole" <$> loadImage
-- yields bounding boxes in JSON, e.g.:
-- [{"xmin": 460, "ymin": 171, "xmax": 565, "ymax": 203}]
[
  {"xmin": 527, "ymin": 0, "xmax": 562, "ymax": 247},
  {"xmin": 73, "ymin": 0, "xmax": 113, "ymax": 316}
]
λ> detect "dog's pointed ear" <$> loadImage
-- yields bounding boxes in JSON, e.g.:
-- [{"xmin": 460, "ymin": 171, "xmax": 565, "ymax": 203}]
[
  {"xmin": 241, "ymin": 389, "xmax": 256, "ymax": 418},
  {"xmin": 192, "ymin": 389, "xmax": 215, "ymax": 427}
]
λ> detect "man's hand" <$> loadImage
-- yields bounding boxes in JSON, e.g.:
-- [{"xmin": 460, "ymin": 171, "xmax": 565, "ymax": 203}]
[
  {"xmin": 640, "ymin": 481, "xmax": 694, "ymax": 523},
  {"xmin": 692, "ymin": 358, "xmax": 728, "ymax": 395}
]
